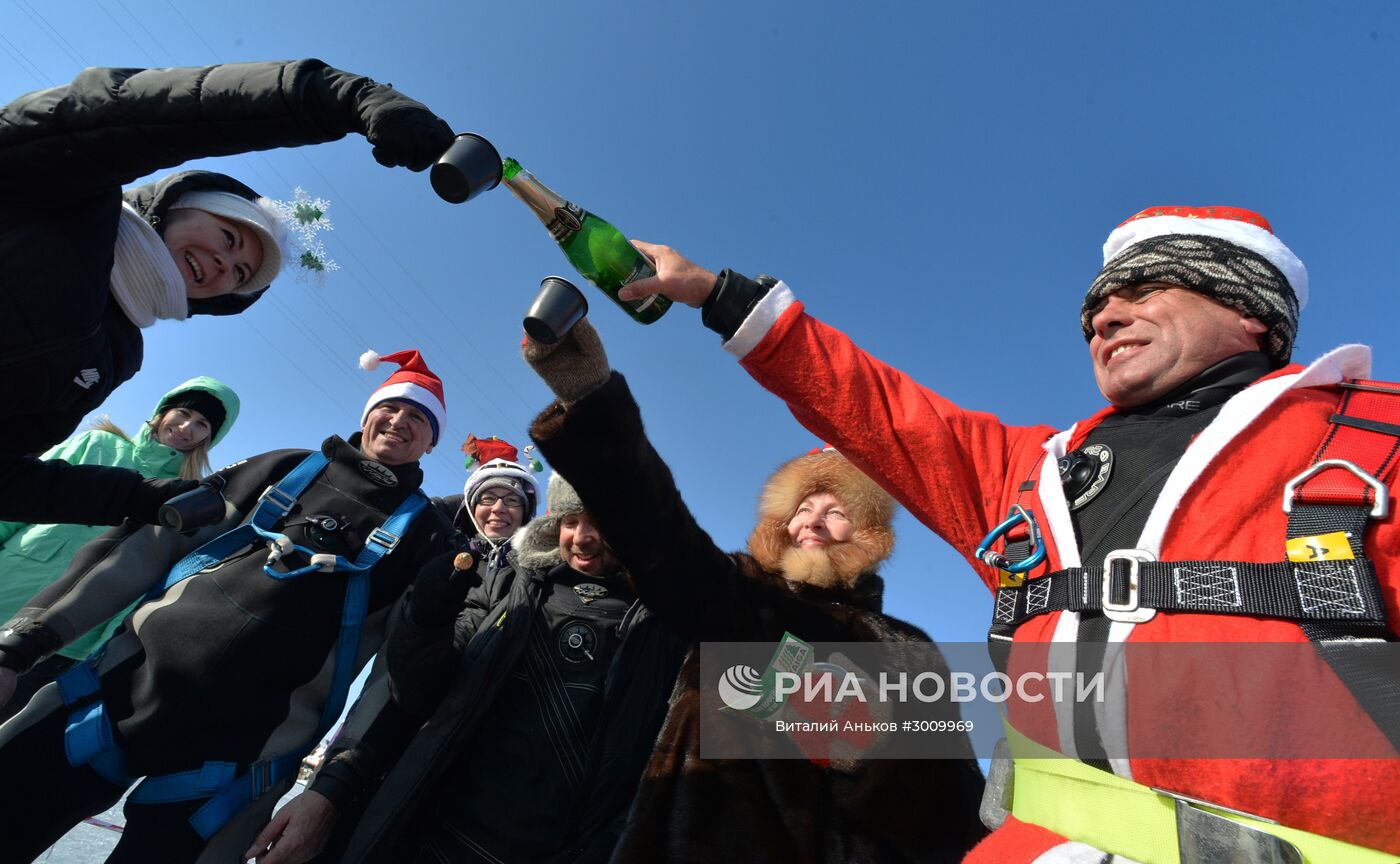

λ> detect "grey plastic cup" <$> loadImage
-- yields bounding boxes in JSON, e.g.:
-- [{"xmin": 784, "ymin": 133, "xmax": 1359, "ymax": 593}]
[
  {"xmin": 524, "ymin": 277, "xmax": 589, "ymax": 344},
  {"xmin": 430, "ymin": 133, "xmax": 503, "ymax": 204}
]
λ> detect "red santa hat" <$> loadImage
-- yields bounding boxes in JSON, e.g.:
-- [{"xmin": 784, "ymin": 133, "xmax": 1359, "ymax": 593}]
[
  {"xmin": 1081, "ymin": 205, "xmax": 1308, "ymax": 366},
  {"xmin": 359, "ymin": 349, "xmax": 446, "ymax": 445}
]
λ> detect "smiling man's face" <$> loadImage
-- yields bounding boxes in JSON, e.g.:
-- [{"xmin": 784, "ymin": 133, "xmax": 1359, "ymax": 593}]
[
  {"xmin": 1088, "ymin": 282, "xmax": 1268, "ymax": 407},
  {"xmin": 360, "ymin": 400, "xmax": 433, "ymax": 465},
  {"xmin": 558, "ymin": 512, "xmax": 619, "ymax": 577}
]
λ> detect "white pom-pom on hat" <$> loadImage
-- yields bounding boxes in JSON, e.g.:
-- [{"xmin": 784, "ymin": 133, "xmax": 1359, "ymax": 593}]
[{"xmin": 359, "ymin": 349, "xmax": 382, "ymax": 371}]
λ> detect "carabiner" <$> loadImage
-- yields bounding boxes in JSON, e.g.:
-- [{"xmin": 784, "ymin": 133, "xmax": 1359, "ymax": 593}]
[{"xmin": 973, "ymin": 505, "xmax": 1046, "ymax": 574}]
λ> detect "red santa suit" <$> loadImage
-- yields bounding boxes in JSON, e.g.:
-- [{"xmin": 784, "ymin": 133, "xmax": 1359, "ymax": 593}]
[{"xmin": 719, "ymin": 277, "xmax": 1400, "ymax": 861}]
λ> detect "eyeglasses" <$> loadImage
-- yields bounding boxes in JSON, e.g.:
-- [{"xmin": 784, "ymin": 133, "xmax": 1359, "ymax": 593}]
[{"xmin": 478, "ymin": 492, "xmax": 525, "ymax": 510}]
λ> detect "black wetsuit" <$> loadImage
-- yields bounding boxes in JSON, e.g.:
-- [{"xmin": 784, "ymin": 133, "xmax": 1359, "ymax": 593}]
[
  {"xmin": 1068, "ymin": 352, "xmax": 1272, "ymax": 766},
  {"xmin": 0, "ymin": 434, "xmax": 452, "ymax": 862}
]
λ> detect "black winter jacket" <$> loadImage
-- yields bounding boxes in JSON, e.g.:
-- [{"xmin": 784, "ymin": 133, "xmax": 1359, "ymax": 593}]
[
  {"xmin": 310, "ymin": 535, "xmax": 689, "ymax": 864},
  {"xmin": 0, "ymin": 59, "xmax": 450, "ymax": 526}
]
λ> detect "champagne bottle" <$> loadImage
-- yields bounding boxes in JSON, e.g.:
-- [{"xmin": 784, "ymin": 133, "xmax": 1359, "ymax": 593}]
[{"xmin": 501, "ymin": 157, "xmax": 670, "ymax": 324}]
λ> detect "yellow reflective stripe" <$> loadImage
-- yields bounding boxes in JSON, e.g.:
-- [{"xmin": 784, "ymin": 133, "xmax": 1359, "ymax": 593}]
[{"xmin": 1006, "ymin": 727, "xmax": 1395, "ymax": 864}]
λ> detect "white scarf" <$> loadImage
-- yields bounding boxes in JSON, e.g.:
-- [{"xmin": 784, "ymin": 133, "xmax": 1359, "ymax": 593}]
[{"xmin": 110, "ymin": 202, "xmax": 188, "ymax": 328}]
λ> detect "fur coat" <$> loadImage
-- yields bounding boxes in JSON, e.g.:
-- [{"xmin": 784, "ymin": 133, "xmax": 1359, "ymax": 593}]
[{"xmin": 531, "ymin": 372, "xmax": 987, "ymax": 863}]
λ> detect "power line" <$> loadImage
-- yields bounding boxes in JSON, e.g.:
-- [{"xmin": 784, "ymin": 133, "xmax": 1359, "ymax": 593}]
[
  {"xmin": 142, "ymin": 7, "xmax": 529, "ymax": 440},
  {"xmin": 288, "ymin": 154, "xmax": 538, "ymax": 418},
  {"xmin": 93, "ymin": 0, "xmax": 156, "ymax": 62},
  {"xmin": 30, "ymin": 5, "xmax": 536, "ymax": 483},
  {"xmin": 162, "ymin": 0, "xmax": 219, "ymax": 58},
  {"xmin": 0, "ymin": 29, "xmax": 53, "ymax": 87},
  {"xmin": 109, "ymin": 0, "xmax": 177, "ymax": 65},
  {"xmin": 13, "ymin": 0, "xmax": 87, "ymax": 70}
]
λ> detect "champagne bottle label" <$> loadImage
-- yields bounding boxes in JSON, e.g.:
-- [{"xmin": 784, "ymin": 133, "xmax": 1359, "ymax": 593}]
[
  {"xmin": 547, "ymin": 203, "xmax": 585, "ymax": 242},
  {"xmin": 624, "ymin": 257, "xmax": 653, "ymax": 284},
  {"xmin": 623, "ymin": 257, "xmax": 659, "ymax": 311}
]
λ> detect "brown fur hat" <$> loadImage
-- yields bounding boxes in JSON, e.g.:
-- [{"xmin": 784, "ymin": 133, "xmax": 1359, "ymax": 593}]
[{"xmin": 747, "ymin": 449, "xmax": 896, "ymax": 589}]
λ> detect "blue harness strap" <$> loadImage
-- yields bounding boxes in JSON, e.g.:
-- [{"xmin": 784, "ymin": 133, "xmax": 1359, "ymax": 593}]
[
  {"xmin": 150, "ymin": 451, "xmax": 332, "ymax": 598},
  {"xmin": 184, "ymin": 492, "xmax": 425, "ymax": 838},
  {"xmin": 56, "ymin": 659, "xmax": 100, "ymax": 706},
  {"xmin": 56, "ymin": 451, "xmax": 429, "ymax": 839},
  {"xmin": 62, "ymin": 700, "xmax": 128, "ymax": 785}
]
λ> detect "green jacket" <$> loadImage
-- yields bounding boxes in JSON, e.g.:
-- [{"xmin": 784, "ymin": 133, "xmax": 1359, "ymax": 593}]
[{"xmin": 0, "ymin": 376, "xmax": 239, "ymax": 659}]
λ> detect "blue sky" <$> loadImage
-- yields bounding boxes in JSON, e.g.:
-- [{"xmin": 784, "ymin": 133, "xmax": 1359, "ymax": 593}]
[{"xmin": 3, "ymin": 1, "xmax": 1399, "ymax": 648}]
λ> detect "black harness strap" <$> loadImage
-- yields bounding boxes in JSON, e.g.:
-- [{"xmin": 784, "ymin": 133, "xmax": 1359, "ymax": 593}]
[
  {"xmin": 989, "ymin": 558, "xmax": 1387, "ymax": 629},
  {"xmin": 1287, "ymin": 379, "xmax": 1400, "ymax": 752}
]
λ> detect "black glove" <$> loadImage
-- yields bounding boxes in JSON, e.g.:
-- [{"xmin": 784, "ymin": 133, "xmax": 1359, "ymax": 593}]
[
  {"xmin": 407, "ymin": 548, "xmax": 481, "ymax": 628},
  {"xmin": 128, "ymin": 477, "xmax": 199, "ymax": 526},
  {"xmin": 359, "ymin": 94, "xmax": 454, "ymax": 171},
  {"xmin": 0, "ymin": 616, "xmax": 63, "ymax": 674}
]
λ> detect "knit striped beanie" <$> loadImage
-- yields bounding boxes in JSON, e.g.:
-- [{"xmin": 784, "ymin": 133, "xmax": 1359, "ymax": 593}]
[{"xmin": 1080, "ymin": 206, "xmax": 1308, "ymax": 366}]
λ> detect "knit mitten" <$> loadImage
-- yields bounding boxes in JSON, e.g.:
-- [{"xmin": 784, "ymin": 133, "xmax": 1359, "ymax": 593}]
[{"xmin": 521, "ymin": 319, "xmax": 611, "ymax": 404}]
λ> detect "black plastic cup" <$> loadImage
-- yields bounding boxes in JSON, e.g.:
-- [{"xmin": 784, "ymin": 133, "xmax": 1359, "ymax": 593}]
[
  {"xmin": 430, "ymin": 133, "xmax": 503, "ymax": 204},
  {"xmin": 159, "ymin": 479, "xmax": 227, "ymax": 532},
  {"xmin": 524, "ymin": 276, "xmax": 589, "ymax": 344}
]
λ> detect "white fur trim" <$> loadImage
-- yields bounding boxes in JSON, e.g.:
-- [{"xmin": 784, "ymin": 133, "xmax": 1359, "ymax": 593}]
[
  {"xmin": 1293, "ymin": 342, "xmax": 1371, "ymax": 387},
  {"xmin": 1098, "ymin": 635, "xmax": 1133, "ymax": 779},
  {"xmin": 1035, "ymin": 428, "xmax": 1085, "ymax": 758},
  {"xmin": 1048, "ymin": 613, "xmax": 1082, "ymax": 759},
  {"xmin": 1104, "ymin": 214, "xmax": 1309, "ymax": 310},
  {"xmin": 359, "ymin": 350, "xmax": 381, "ymax": 371},
  {"xmin": 362, "ymin": 381, "xmax": 447, "ymax": 441},
  {"xmin": 1041, "ymin": 424, "xmax": 1131, "ymax": 778},
  {"xmin": 1135, "ymin": 345, "xmax": 1369, "ymax": 555},
  {"xmin": 1039, "ymin": 428, "xmax": 1080, "ymax": 568},
  {"xmin": 724, "ymin": 281, "xmax": 797, "ymax": 360}
]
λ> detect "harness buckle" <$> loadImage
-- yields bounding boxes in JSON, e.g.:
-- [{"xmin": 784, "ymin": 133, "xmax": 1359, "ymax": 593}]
[
  {"xmin": 252, "ymin": 760, "xmax": 274, "ymax": 795},
  {"xmin": 1101, "ymin": 549, "xmax": 1157, "ymax": 623},
  {"xmin": 309, "ymin": 553, "xmax": 339, "ymax": 573},
  {"xmin": 1282, "ymin": 458, "xmax": 1390, "ymax": 519},
  {"xmin": 366, "ymin": 527, "xmax": 401, "ymax": 554},
  {"xmin": 1151, "ymin": 787, "xmax": 1303, "ymax": 864},
  {"xmin": 265, "ymin": 535, "xmax": 294, "ymax": 565},
  {"xmin": 256, "ymin": 485, "xmax": 298, "ymax": 518}
]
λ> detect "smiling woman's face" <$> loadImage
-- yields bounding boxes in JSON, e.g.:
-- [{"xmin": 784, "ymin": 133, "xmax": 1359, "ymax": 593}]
[
  {"xmin": 162, "ymin": 208, "xmax": 264, "ymax": 299},
  {"xmin": 155, "ymin": 407, "xmax": 211, "ymax": 452},
  {"xmin": 786, "ymin": 492, "xmax": 853, "ymax": 549}
]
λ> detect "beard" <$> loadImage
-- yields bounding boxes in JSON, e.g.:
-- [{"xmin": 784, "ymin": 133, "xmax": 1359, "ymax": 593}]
[{"xmin": 778, "ymin": 538, "xmax": 878, "ymax": 589}]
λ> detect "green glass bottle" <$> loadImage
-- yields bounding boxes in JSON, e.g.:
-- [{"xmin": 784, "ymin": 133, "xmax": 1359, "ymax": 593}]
[{"xmin": 501, "ymin": 157, "xmax": 670, "ymax": 324}]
